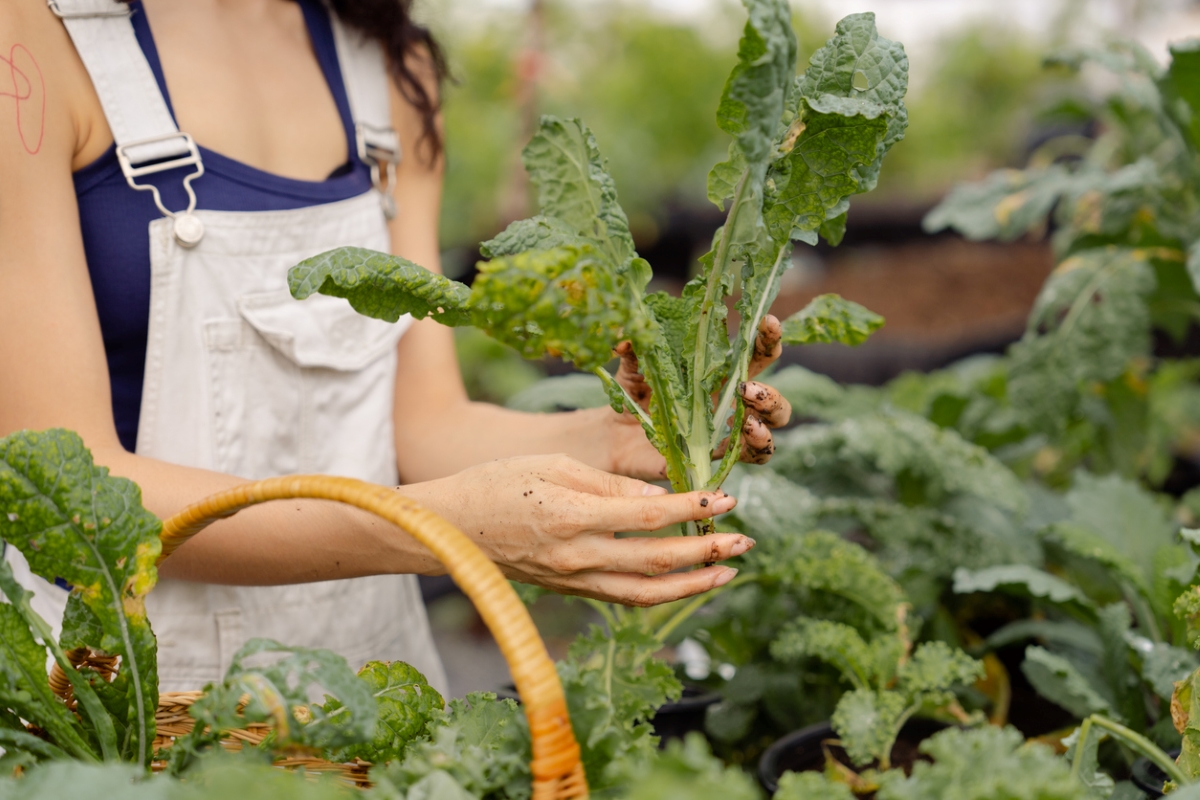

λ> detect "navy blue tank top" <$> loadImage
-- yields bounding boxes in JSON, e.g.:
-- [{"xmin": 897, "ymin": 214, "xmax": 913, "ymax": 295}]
[{"xmin": 74, "ymin": 0, "xmax": 374, "ymax": 453}]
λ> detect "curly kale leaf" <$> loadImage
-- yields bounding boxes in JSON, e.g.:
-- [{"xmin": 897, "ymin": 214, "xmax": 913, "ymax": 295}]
[
  {"xmin": 377, "ymin": 693, "xmax": 531, "ymax": 800},
  {"xmin": 0, "ymin": 428, "xmax": 159, "ymax": 765},
  {"xmin": 774, "ymin": 771, "xmax": 856, "ymax": 800},
  {"xmin": 764, "ymin": 530, "xmax": 905, "ymax": 631},
  {"xmin": 175, "ymin": 638, "xmax": 376, "ymax": 768},
  {"xmin": 876, "ymin": 726, "xmax": 1086, "ymax": 800},
  {"xmin": 620, "ymin": 733, "xmax": 760, "ymax": 800},
  {"xmin": 830, "ymin": 688, "xmax": 908, "ymax": 768},
  {"xmin": 897, "ymin": 641, "xmax": 984, "ymax": 701},
  {"xmin": 323, "ymin": 661, "xmax": 443, "ymax": 765},
  {"xmin": 558, "ymin": 621, "xmax": 682, "ymax": 791},
  {"xmin": 779, "ymin": 294, "xmax": 884, "ymax": 346},
  {"xmin": 289, "ymin": 247, "xmax": 472, "ymax": 326},
  {"xmin": 770, "ymin": 618, "xmax": 878, "ymax": 690}
]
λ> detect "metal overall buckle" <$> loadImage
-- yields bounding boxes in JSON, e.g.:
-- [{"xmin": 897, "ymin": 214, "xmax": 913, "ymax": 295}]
[
  {"xmin": 356, "ymin": 123, "xmax": 401, "ymax": 221},
  {"xmin": 116, "ymin": 132, "xmax": 206, "ymax": 247}
]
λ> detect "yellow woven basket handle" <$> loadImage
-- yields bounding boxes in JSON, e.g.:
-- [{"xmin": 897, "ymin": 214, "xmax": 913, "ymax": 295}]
[{"xmin": 157, "ymin": 475, "xmax": 588, "ymax": 800}]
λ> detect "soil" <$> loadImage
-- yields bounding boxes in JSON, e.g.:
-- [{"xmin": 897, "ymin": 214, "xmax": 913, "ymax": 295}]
[{"xmin": 765, "ymin": 236, "xmax": 1056, "ymax": 384}]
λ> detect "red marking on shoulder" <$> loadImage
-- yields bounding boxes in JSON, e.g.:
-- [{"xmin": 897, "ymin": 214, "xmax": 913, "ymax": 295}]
[{"xmin": 0, "ymin": 44, "xmax": 46, "ymax": 155}]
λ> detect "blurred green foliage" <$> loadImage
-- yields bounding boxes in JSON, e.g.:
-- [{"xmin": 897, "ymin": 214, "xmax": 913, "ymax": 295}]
[
  {"xmin": 432, "ymin": 2, "xmax": 1065, "ymax": 255},
  {"xmin": 875, "ymin": 26, "xmax": 1070, "ymax": 201}
]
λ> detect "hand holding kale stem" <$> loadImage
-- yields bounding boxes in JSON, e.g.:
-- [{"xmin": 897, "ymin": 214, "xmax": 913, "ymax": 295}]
[
  {"xmin": 614, "ymin": 314, "xmax": 792, "ymax": 468},
  {"xmin": 288, "ymin": 6, "xmax": 903, "ymax": 534}
]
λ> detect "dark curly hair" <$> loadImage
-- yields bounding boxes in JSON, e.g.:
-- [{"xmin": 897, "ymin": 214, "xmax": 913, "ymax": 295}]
[{"xmin": 118, "ymin": 0, "xmax": 448, "ymax": 161}]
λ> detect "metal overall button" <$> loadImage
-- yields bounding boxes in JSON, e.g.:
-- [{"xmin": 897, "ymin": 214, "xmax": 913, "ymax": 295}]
[{"xmin": 173, "ymin": 213, "xmax": 205, "ymax": 248}]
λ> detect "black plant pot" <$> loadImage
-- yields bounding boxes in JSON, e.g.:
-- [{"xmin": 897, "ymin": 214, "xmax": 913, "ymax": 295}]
[
  {"xmin": 493, "ymin": 684, "xmax": 720, "ymax": 746},
  {"xmin": 757, "ymin": 718, "xmax": 949, "ymax": 795},
  {"xmin": 1130, "ymin": 749, "xmax": 1180, "ymax": 798},
  {"xmin": 650, "ymin": 686, "xmax": 722, "ymax": 744}
]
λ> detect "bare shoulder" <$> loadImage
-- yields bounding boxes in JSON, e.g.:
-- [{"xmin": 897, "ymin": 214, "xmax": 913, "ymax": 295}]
[{"xmin": 0, "ymin": 0, "xmax": 110, "ymax": 169}]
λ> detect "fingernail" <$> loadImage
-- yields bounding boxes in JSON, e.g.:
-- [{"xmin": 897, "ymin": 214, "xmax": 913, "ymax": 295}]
[
  {"xmin": 731, "ymin": 536, "xmax": 755, "ymax": 556},
  {"xmin": 642, "ymin": 483, "xmax": 668, "ymax": 496},
  {"xmin": 713, "ymin": 567, "xmax": 739, "ymax": 587},
  {"xmin": 712, "ymin": 495, "xmax": 736, "ymax": 514}
]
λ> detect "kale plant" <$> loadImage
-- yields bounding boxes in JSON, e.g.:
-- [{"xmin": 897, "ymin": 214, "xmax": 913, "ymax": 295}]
[
  {"xmin": 770, "ymin": 612, "xmax": 983, "ymax": 769},
  {"xmin": 924, "ymin": 40, "xmax": 1200, "ymax": 484},
  {"xmin": 287, "ymin": 3, "xmax": 907, "ymax": 529}
]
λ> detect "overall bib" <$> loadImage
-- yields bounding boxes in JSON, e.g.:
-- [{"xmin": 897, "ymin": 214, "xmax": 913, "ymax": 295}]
[{"xmin": 9, "ymin": 0, "xmax": 448, "ymax": 693}]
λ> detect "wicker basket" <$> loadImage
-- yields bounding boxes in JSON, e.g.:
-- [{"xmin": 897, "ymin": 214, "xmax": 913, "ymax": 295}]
[{"xmin": 47, "ymin": 476, "xmax": 588, "ymax": 800}]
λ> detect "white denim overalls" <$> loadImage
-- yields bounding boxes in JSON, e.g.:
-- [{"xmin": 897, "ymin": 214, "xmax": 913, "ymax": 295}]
[{"xmin": 6, "ymin": 0, "xmax": 448, "ymax": 693}]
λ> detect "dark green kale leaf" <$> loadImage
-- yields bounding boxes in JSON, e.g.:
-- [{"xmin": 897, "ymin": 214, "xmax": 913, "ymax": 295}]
[
  {"xmin": 520, "ymin": 117, "xmax": 637, "ymax": 275},
  {"xmin": 172, "ymin": 638, "xmax": 376, "ymax": 771},
  {"xmin": 289, "ymin": 247, "xmax": 472, "ymax": 326},
  {"xmin": 0, "ymin": 558, "xmax": 100, "ymax": 763},
  {"xmin": 0, "ymin": 429, "xmax": 159, "ymax": 765},
  {"xmin": 470, "ymin": 246, "xmax": 650, "ymax": 371},
  {"xmin": 796, "ymin": 12, "xmax": 909, "ymax": 195},
  {"xmin": 779, "ymin": 294, "xmax": 884, "ymax": 346},
  {"xmin": 709, "ymin": 0, "xmax": 796, "ymax": 245}
]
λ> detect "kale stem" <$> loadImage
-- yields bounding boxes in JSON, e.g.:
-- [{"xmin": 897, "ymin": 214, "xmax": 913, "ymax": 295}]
[
  {"xmin": 583, "ymin": 598, "xmax": 619, "ymax": 631},
  {"xmin": 688, "ymin": 169, "xmax": 751, "ymax": 488},
  {"xmin": 710, "ymin": 241, "xmax": 790, "ymax": 460},
  {"xmin": 1069, "ymin": 717, "xmax": 1094, "ymax": 786},
  {"xmin": 654, "ymin": 573, "xmax": 756, "ymax": 644},
  {"xmin": 1083, "ymin": 715, "xmax": 1189, "ymax": 786}
]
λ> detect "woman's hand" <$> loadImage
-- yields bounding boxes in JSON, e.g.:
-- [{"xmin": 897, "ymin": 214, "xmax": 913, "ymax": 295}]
[
  {"xmin": 400, "ymin": 454, "xmax": 753, "ymax": 606},
  {"xmin": 607, "ymin": 314, "xmax": 794, "ymax": 480}
]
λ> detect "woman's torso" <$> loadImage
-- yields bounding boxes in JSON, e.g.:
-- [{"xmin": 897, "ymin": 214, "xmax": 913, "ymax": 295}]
[{"xmin": 75, "ymin": 0, "xmax": 373, "ymax": 451}]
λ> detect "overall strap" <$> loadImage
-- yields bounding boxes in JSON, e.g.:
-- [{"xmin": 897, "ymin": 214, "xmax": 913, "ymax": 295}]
[
  {"xmin": 50, "ymin": 0, "xmax": 205, "ymax": 246},
  {"xmin": 328, "ymin": 11, "xmax": 401, "ymax": 220}
]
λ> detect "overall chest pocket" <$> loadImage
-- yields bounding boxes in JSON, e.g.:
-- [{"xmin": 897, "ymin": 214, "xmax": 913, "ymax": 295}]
[{"xmin": 203, "ymin": 290, "xmax": 410, "ymax": 482}]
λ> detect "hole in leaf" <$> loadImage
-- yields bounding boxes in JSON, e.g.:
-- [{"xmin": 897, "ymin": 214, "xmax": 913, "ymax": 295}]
[{"xmin": 852, "ymin": 70, "xmax": 870, "ymax": 91}]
